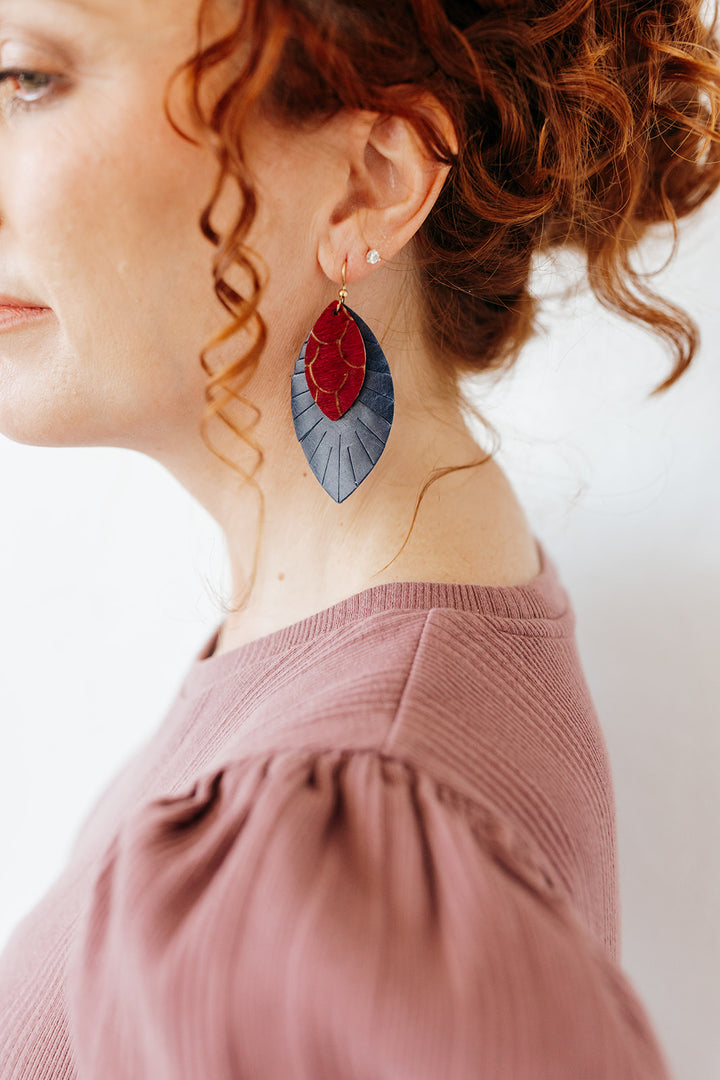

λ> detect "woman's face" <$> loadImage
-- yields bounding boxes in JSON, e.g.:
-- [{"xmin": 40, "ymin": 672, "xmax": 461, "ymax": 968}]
[{"xmin": 0, "ymin": 0, "xmax": 298, "ymax": 456}]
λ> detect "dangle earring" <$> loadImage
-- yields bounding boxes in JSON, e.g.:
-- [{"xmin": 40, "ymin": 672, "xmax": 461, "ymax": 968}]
[{"xmin": 290, "ymin": 252, "xmax": 395, "ymax": 503}]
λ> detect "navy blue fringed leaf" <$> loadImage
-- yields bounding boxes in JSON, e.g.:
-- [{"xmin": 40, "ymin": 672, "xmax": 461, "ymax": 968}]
[{"xmin": 291, "ymin": 306, "xmax": 394, "ymax": 503}]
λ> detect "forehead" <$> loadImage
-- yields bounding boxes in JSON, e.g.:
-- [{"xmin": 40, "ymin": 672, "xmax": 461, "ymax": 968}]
[
  {"xmin": 0, "ymin": 0, "xmax": 197, "ymax": 22},
  {"xmin": 0, "ymin": 0, "xmax": 205, "ymax": 43},
  {"xmin": 0, "ymin": 0, "xmax": 110, "ymax": 13}
]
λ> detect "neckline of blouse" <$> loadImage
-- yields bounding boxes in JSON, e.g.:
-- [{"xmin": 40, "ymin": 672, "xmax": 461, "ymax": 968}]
[{"xmin": 179, "ymin": 537, "xmax": 571, "ymax": 697}]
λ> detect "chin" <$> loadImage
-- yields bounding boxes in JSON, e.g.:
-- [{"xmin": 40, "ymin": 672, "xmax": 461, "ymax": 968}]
[
  {"xmin": 0, "ymin": 417, "xmax": 101, "ymax": 450},
  {"xmin": 0, "ymin": 389, "xmax": 114, "ymax": 450},
  {"xmin": 0, "ymin": 352, "xmax": 131, "ymax": 450}
]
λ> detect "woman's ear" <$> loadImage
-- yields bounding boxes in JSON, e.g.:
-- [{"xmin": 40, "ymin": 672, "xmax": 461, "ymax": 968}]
[{"xmin": 317, "ymin": 94, "xmax": 458, "ymax": 285}]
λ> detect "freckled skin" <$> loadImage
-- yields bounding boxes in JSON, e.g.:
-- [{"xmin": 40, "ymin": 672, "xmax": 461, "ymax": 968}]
[
  {"xmin": 0, "ymin": 1, "xmax": 255, "ymax": 454},
  {"xmin": 0, "ymin": 0, "xmax": 539, "ymax": 650}
]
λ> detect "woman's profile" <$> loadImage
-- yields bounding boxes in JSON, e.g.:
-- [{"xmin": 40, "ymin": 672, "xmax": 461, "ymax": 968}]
[{"xmin": 0, "ymin": 0, "xmax": 718, "ymax": 1076}]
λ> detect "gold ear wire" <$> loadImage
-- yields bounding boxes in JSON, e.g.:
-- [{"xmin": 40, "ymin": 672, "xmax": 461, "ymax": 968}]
[{"xmin": 337, "ymin": 258, "xmax": 349, "ymax": 310}]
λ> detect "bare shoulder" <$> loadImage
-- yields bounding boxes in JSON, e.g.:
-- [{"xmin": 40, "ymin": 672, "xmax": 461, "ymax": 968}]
[{"xmin": 377, "ymin": 456, "xmax": 542, "ymax": 588}]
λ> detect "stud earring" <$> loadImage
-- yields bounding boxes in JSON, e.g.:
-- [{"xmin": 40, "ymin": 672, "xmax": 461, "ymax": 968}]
[
  {"xmin": 366, "ymin": 248, "xmax": 381, "ymax": 264},
  {"xmin": 290, "ymin": 256, "xmax": 395, "ymax": 503}
]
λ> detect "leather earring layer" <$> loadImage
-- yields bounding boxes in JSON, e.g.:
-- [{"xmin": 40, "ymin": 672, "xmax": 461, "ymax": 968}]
[{"xmin": 291, "ymin": 255, "xmax": 395, "ymax": 503}]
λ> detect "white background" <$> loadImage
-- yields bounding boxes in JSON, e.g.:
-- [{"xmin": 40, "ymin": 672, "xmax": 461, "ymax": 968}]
[{"xmin": 1, "ymin": 195, "xmax": 718, "ymax": 1078}]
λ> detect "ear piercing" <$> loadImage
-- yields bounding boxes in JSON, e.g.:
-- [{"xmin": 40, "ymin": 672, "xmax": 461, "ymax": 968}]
[{"xmin": 366, "ymin": 249, "xmax": 381, "ymax": 264}]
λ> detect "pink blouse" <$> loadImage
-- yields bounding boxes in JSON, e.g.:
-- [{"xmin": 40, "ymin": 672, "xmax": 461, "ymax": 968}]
[{"xmin": 0, "ymin": 539, "xmax": 674, "ymax": 1078}]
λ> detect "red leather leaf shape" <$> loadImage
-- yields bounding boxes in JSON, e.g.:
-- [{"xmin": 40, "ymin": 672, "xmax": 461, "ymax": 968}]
[{"xmin": 304, "ymin": 302, "xmax": 367, "ymax": 420}]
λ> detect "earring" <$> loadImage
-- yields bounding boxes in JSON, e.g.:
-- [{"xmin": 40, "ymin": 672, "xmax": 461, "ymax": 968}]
[{"xmin": 291, "ymin": 256, "xmax": 395, "ymax": 503}]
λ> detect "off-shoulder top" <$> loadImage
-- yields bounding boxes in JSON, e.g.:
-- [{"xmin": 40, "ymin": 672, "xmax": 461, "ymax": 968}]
[{"xmin": 0, "ymin": 538, "xmax": 674, "ymax": 1078}]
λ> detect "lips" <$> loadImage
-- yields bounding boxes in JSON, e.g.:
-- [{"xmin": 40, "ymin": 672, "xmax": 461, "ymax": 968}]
[
  {"xmin": 0, "ymin": 293, "xmax": 49, "ymax": 309},
  {"xmin": 0, "ymin": 296, "xmax": 52, "ymax": 333}
]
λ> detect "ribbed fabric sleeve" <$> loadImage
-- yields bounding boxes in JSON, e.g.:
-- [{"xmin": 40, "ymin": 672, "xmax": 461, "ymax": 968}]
[
  {"xmin": 0, "ymin": 539, "xmax": 675, "ymax": 1078},
  {"xmin": 67, "ymin": 749, "xmax": 672, "ymax": 1080}
]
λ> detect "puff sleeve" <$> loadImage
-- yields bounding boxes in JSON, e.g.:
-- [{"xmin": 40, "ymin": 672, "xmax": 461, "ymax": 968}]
[{"xmin": 66, "ymin": 747, "xmax": 674, "ymax": 1080}]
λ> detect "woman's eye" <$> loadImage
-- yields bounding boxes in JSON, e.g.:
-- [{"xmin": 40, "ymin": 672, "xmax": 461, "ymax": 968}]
[{"xmin": 0, "ymin": 69, "xmax": 58, "ymax": 110}]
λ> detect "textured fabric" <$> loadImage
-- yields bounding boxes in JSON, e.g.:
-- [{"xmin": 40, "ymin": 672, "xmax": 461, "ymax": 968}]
[{"xmin": 0, "ymin": 539, "xmax": 674, "ymax": 1078}]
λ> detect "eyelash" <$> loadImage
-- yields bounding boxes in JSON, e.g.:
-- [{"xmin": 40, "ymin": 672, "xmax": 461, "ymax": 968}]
[{"xmin": 0, "ymin": 69, "xmax": 61, "ymax": 113}]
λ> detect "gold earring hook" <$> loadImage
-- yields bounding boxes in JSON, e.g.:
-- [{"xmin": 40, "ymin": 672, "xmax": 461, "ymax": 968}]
[{"xmin": 337, "ymin": 258, "xmax": 349, "ymax": 310}]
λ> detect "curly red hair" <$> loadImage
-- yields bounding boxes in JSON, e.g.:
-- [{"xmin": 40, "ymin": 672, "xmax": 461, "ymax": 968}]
[{"xmin": 165, "ymin": 0, "xmax": 720, "ymax": 600}]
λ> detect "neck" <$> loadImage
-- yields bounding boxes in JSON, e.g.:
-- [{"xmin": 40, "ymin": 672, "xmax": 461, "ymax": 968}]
[
  {"xmin": 208, "ymin": 381, "xmax": 488, "ymax": 649},
  {"xmin": 147, "ymin": 265, "xmax": 500, "ymax": 649}
]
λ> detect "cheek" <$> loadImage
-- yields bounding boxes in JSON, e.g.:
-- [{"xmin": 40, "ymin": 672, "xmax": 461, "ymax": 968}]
[
  {"xmin": 20, "ymin": 112, "xmax": 216, "ymax": 329},
  {"xmin": 1, "ymin": 110, "xmax": 221, "ymax": 444}
]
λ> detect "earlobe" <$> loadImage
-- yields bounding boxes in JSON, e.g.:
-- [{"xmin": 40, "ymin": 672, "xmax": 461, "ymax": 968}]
[{"xmin": 318, "ymin": 96, "xmax": 457, "ymax": 285}]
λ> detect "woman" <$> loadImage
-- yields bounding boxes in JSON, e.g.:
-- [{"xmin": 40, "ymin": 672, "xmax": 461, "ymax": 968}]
[{"xmin": 0, "ymin": 0, "xmax": 717, "ymax": 1076}]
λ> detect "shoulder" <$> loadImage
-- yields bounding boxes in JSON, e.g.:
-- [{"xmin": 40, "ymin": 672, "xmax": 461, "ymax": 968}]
[
  {"xmin": 193, "ymin": 544, "xmax": 582, "ymax": 768},
  {"xmin": 297, "ymin": 589, "xmax": 578, "ymax": 734},
  {"xmin": 206, "ymin": 592, "xmax": 577, "ymax": 763}
]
